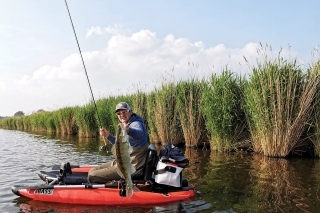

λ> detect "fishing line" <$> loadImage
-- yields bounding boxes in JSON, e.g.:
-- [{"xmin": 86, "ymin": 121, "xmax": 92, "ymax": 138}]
[
  {"xmin": 64, "ymin": 0, "xmax": 102, "ymax": 128},
  {"xmin": 64, "ymin": 0, "xmax": 108, "ymax": 158}
]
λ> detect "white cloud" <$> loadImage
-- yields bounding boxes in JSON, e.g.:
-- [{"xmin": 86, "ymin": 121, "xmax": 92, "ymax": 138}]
[
  {"xmin": 1, "ymin": 29, "xmax": 272, "ymax": 116},
  {"xmin": 86, "ymin": 25, "xmax": 128, "ymax": 37}
]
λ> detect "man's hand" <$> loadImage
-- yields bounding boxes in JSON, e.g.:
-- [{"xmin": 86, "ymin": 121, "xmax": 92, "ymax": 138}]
[
  {"xmin": 100, "ymin": 128, "xmax": 110, "ymax": 138},
  {"xmin": 121, "ymin": 122, "xmax": 130, "ymax": 133}
]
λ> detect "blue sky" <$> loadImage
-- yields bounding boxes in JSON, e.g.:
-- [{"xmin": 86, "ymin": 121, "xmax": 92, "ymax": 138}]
[{"xmin": 1, "ymin": 0, "xmax": 319, "ymax": 116}]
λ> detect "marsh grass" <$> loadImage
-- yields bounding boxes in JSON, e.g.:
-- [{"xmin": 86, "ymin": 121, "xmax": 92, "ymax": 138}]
[
  {"xmin": 309, "ymin": 60, "xmax": 320, "ymax": 155},
  {"xmin": 153, "ymin": 82, "xmax": 183, "ymax": 145},
  {"xmin": 176, "ymin": 78, "xmax": 206, "ymax": 147},
  {"xmin": 96, "ymin": 97, "xmax": 116, "ymax": 134},
  {"xmin": 42, "ymin": 111, "xmax": 57, "ymax": 133},
  {"xmin": 74, "ymin": 104, "xmax": 98, "ymax": 138},
  {"xmin": 244, "ymin": 46, "xmax": 320, "ymax": 157},
  {"xmin": 146, "ymin": 91, "xmax": 159, "ymax": 142},
  {"xmin": 131, "ymin": 91, "xmax": 148, "ymax": 125},
  {"xmin": 201, "ymin": 68, "xmax": 246, "ymax": 151},
  {"xmin": 0, "ymin": 117, "xmax": 16, "ymax": 129},
  {"xmin": 15, "ymin": 117, "xmax": 24, "ymax": 130},
  {"xmin": 2, "ymin": 47, "xmax": 320, "ymax": 157},
  {"xmin": 57, "ymin": 107, "xmax": 77, "ymax": 135}
]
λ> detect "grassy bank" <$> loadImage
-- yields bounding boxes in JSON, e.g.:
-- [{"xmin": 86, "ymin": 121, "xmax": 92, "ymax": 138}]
[{"xmin": 1, "ymin": 47, "xmax": 320, "ymax": 157}]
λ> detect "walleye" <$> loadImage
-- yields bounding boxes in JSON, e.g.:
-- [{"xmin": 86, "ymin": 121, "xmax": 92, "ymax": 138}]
[{"xmin": 112, "ymin": 124, "xmax": 139, "ymax": 198}]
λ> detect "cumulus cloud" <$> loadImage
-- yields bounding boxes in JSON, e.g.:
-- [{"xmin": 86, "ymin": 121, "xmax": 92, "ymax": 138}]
[{"xmin": 1, "ymin": 29, "xmax": 272, "ymax": 116}]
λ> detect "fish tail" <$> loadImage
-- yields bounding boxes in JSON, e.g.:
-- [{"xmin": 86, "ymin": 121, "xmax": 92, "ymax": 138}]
[
  {"xmin": 126, "ymin": 187, "xmax": 133, "ymax": 198},
  {"xmin": 133, "ymin": 185, "xmax": 140, "ymax": 192},
  {"xmin": 126, "ymin": 185, "xmax": 140, "ymax": 198}
]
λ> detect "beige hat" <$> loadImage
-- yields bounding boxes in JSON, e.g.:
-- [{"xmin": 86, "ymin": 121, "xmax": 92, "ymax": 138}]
[{"xmin": 115, "ymin": 102, "xmax": 131, "ymax": 113}]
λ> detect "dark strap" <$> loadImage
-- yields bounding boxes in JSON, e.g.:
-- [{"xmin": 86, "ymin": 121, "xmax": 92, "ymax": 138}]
[{"xmin": 154, "ymin": 166, "xmax": 177, "ymax": 175}]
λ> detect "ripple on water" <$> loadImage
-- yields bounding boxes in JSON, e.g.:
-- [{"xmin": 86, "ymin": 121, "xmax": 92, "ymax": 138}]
[{"xmin": 2, "ymin": 129, "xmax": 320, "ymax": 213}]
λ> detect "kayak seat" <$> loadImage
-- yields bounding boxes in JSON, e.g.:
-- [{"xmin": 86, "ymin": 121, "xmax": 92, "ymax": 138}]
[
  {"xmin": 132, "ymin": 144, "xmax": 158, "ymax": 181},
  {"xmin": 142, "ymin": 144, "xmax": 158, "ymax": 180}
]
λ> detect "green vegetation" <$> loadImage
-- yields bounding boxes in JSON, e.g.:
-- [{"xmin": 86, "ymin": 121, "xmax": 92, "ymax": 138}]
[
  {"xmin": 176, "ymin": 78, "xmax": 206, "ymax": 147},
  {"xmin": 1, "ymin": 46, "xmax": 320, "ymax": 157},
  {"xmin": 152, "ymin": 82, "xmax": 183, "ymax": 145},
  {"xmin": 243, "ymin": 46, "xmax": 320, "ymax": 157},
  {"xmin": 201, "ymin": 68, "xmax": 247, "ymax": 151},
  {"xmin": 310, "ymin": 60, "xmax": 320, "ymax": 155}
]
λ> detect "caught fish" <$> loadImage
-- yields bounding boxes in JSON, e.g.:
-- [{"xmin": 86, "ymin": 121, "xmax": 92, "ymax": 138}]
[{"xmin": 112, "ymin": 124, "xmax": 139, "ymax": 198}]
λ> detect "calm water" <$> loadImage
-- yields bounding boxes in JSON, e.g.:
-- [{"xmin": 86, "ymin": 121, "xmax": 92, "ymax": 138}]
[{"xmin": 1, "ymin": 129, "xmax": 320, "ymax": 213}]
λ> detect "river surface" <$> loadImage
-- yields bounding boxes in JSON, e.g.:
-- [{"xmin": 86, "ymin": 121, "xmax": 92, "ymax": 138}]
[{"xmin": 1, "ymin": 129, "xmax": 320, "ymax": 213}]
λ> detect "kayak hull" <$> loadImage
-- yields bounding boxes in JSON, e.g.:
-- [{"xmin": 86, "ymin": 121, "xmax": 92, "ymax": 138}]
[{"xmin": 12, "ymin": 184, "xmax": 195, "ymax": 205}]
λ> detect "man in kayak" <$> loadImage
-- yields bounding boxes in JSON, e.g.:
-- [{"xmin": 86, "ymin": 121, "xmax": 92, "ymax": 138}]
[{"xmin": 87, "ymin": 102, "xmax": 149, "ymax": 183}]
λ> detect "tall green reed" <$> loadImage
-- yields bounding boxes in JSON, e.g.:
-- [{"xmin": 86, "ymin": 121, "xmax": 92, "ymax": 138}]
[
  {"xmin": 57, "ymin": 107, "xmax": 77, "ymax": 135},
  {"xmin": 243, "ymin": 46, "xmax": 320, "ymax": 157},
  {"xmin": 176, "ymin": 78, "xmax": 206, "ymax": 147},
  {"xmin": 146, "ymin": 91, "xmax": 160, "ymax": 143},
  {"xmin": 201, "ymin": 68, "xmax": 246, "ymax": 151},
  {"xmin": 96, "ymin": 97, "xmax": 117, "ymax": 134},
  {"xmin": 28, "ymin": 112, "xmax": 47, "ymax": 132},
  {"xmin": 74, "ymin": 104, "xmax": 98, "ymax": 137},
  {"xmin": 152, "ymin": 81, "xmax": 183, "ymax": 145},
  {"xmin": 309, "ymin": 59, "xmax": 320, "ymax": 156}
]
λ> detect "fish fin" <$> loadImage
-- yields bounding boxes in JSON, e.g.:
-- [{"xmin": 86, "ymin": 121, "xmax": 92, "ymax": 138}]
[
  {"xmin": 126, "ymin": 185, "xmax": 140, "ymax": 198},
  {"xmin": 128, "ymin": 144, "xmax": 133, "ymax": 154},
  {"xmin": 126, "ymin": 187, "xmax": 133, "ymax": 198},
  {"xmin": 130, "ymin": 165, "xmax": 136, "ymax": 174},
  {"xmin": 133, "ymin": 185, "xmax": 140, "ymax": 192}
]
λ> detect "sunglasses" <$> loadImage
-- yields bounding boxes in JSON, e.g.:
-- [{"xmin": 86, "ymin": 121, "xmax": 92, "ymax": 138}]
[{"xmin": 116, "ymin": 110, "xmax": 128, "ymax": 116}]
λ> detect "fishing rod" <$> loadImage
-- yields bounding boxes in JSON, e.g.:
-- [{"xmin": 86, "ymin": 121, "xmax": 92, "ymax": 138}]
[{"xmin": 64, "ymin": 0, "xmax": 107, "ymax": 154}]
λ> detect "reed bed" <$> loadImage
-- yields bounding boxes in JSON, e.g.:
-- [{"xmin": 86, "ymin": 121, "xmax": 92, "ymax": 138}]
[
  {"xmin": 310, "ymin": 60, "xmax": 320, "ymax": 156},
  {"xmin": 152, "ymin": 82, "xmax": 183, "ymax": 145},
  {"xmin": 176, "ymin": 78, "xmax": 206, "ymax": 147},
  {"xmin": 15, "ymin": 117, "xmax": 24, "ymax": 130},
  {"xmin": 131, "ymin": 90, "xmax": 147, "ymax": 120},
  {"xmin": 42, "ymin": 111, "xmax": 57, "ymax": 133},
  {"xmin": 0, "ymin": 117, "xmax": 16, "ymax": 129},
  {"xmin": 56, "ymin": 107, "xmax": 77, "ymax": 135},
  {"xmin": 145, "ymin": 91, "xmax": 160, "ymax": 143},
  {"xmin": 96, "ymin": 97, "xmax": 117, "ymax": 134},
  {"xmin": 243, "ymin": 46, "xmax": 320, "ymax": 157},
  {"xmin": 201, "ymin": 68, "xmax": 246, "ymax": 151},
  {"xmin": 28, "ymin": 111, "xmax": 49, "ymax": 132},
  {"xmin": 74, "ymin": 104, "xmax": 98, "ymax": 138},
  {"xmin": 2, "ymin": 46, "xmax": 320, "ymax": 157}
]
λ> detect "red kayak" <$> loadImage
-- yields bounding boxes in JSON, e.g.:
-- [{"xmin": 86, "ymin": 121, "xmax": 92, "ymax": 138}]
[
  {"xmin": 12, "ymin": 144, "xmax": 195, "ymax": 205},
  {"xmin": 12, "ymin": 183, "xmax": 195, "ymax": 205}
]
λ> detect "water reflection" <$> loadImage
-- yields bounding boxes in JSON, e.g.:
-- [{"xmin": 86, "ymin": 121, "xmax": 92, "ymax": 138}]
[
  {"xmin": 198, "ymin": 152, "xmax": 320, "ymax": 213},
  {"xmin": 249, "ymin": 155, "xmax": 317, "ymax": 213},
  {"xmin": 183, "ymin": 147, "xmax": 210, "ymax": 187},
  {"xmin": 18, "ymin": 199, "xmax": 153, "ymax": 213},
  {"xmin": 15, "ymin": 198, "xmax": 207, "ymax": 213},
  {"xmin": 2, "ymin": 129, "xmax": 320, "ymax": 213}
]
